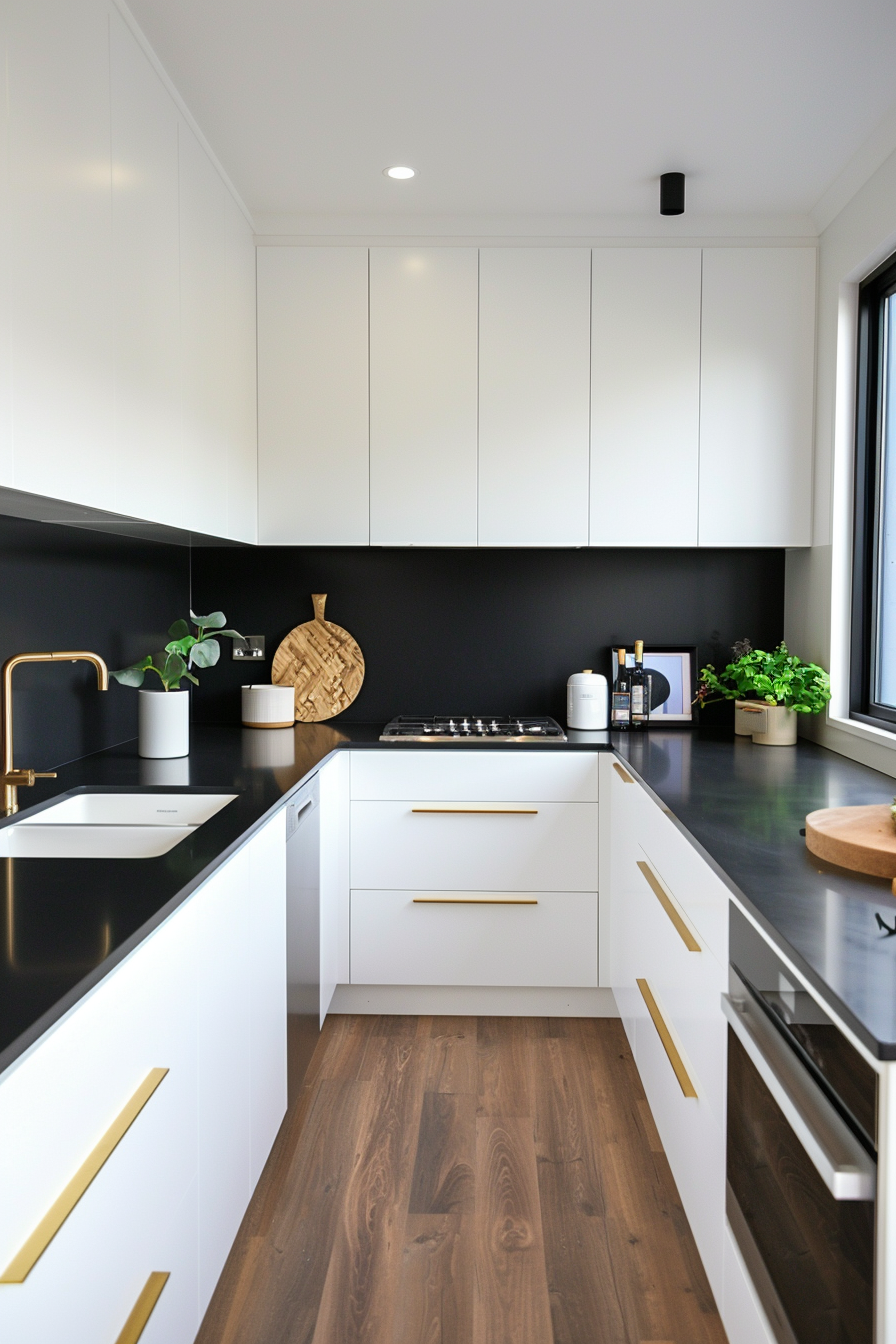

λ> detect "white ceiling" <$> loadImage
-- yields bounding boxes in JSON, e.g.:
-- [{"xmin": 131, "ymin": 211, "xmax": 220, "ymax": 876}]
[{"xmin": 127, "ymin": 0, "xmax": 896, "ymax": 229}]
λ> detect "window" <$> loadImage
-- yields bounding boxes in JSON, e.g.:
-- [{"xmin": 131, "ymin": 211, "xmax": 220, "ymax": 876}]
[{"xmin": 852, "ymin": 252, "xmax": 896, "ymax": 728}]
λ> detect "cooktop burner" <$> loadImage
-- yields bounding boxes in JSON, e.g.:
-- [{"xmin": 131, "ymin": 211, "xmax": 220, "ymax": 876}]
[{"xmin": 379, "ymin": 715, "xmax": 567, "ymax": 743}]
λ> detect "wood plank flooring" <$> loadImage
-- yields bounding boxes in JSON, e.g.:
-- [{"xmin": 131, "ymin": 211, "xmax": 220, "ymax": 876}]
[{"xmin": 196, "ymin": 1016, "xmax": 729, "ymax": 1344}]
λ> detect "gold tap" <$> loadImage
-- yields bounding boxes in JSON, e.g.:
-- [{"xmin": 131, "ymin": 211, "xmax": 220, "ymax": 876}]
[{"xmin": 1, "ymin": 652, "xmax": 109, "ymax": 815}]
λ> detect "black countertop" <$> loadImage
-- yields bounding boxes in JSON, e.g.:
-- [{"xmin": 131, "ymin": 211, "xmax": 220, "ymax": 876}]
[
  {"xmin": 615, "ymin": 729, "xmax": 896, "ymax": 1060},
  {"xmin": 6, "ymin": 720, "xmax": 896, "ymax": 1077},
  {"xmin": 0, "ymin": 722, "xmax": 611, "ymax": 1079}
]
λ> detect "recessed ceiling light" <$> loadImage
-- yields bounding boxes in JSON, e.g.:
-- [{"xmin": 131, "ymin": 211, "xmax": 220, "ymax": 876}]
[{"xmin": 384, "ymin": 165, "xmax": 415, "ymax": 180}]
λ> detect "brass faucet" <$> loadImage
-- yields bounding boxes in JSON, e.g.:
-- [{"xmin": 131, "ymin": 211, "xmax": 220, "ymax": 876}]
[{"xmin": 1, "ymin": 652, "xmax": 109, "ymax": 815}]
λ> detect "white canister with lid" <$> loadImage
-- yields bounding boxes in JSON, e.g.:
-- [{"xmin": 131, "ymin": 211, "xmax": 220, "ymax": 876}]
[{"xmin": 567, "ymin": 670, "xmax": 609, "ymax": 730}]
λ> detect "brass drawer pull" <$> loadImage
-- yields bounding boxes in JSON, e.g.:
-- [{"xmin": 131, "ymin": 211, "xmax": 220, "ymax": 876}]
[
  {"xmin": 413, "ymin": 896, "xmax": 538, "ymax": 905},
  {"xmin": 115, "ymin": 1271, "xmax": 170, "ymax": 1344},
  {"xmin": 637, "ymin": 978, "xmax": 698, "ymax": 1099},
  {"xmin": 612, "ymin": 762, "xmax": 633, "ymax": 783},
  {"xmin": 0, "ymin": 1068, "xmax": 168, "ymax": 1283},
  {"xmin": 636, "ymin": 860, "xmax": 701, "ymax": 952},
  {"xmin": 411, "ymin": 807, "xmax": 538, "ymax": 814}
]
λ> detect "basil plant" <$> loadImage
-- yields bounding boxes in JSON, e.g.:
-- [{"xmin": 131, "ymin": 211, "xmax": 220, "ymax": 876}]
[
  {"xmin": 111, "ymin": 611, "xmax": 243, "ymax": 692},
  {"xmin": 695, "ymin": 639, "xmax": 831, "ymax": 715}
]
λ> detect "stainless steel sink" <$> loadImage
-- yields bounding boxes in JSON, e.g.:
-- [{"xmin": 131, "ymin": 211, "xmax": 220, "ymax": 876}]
[{"xmin": 0, "ymin": 791, "xmax": 238, "ymax": 859}]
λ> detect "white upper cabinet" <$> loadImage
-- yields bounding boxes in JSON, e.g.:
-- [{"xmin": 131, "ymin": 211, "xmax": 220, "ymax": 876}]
[
  {"xmin": 257, "ymin": 247, "xmax": 369, "ymax": 545},
  {"xmin": 0, "ymin": 2, "xmax": 257, "ymax": 542},
  {"xmin": 369, "ymin": 248, "xmax": 479, "ymax": 546},
  {"xmin": 478, "ymin": 249, "xmax": 591, "ymax": 546},
  {"xmin": 223, "ymin": 195, "xmax": 258, "ymax": 544},
  {"xmin": 6, "ymin": 0, "xmax": 115, "ymax": 511},
  {"xmin": 698, "ymin": 247, "xmax": 816, "ymax": 547},
  {"xmin": 178, "ymin": 123, "xmax": 229, "ymax": 539},
  {"xmin": 110, "ymin": 10, "xmax": 181, "ymax": 528},
  {"xmin": 591, "ymin": 249, "xmax": 702, "ymax": 546}
]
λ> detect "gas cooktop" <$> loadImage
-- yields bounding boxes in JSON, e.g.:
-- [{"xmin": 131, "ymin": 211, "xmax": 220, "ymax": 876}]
[{"xmin": 379, "ymin": 715, "xmax": 567, "ymax": 743}]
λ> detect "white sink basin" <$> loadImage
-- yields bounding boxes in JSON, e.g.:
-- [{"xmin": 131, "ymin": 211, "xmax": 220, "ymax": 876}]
[{"xmin": 0, "ymin": 791, "xmax": 238, "ymax": 859}]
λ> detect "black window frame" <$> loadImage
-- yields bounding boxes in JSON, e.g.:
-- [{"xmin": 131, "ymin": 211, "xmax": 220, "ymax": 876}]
[{"xmin": 851, "ymin": 250, "xmax": 896, "ymax": 729}]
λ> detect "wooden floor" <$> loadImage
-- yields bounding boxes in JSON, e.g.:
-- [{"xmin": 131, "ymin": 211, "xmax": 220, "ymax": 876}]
[{"xmin": 197, "ymin": 1015, "xmax": 729, "ymax": 1344}]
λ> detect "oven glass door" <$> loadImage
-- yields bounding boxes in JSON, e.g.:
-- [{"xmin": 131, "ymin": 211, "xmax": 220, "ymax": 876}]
[{"xmin": 727, "ymin": 1026, "xmax": 874, "ymax": 1344}]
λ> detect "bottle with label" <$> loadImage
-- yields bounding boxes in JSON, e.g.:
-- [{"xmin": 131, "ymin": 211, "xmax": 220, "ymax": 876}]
[
  {"xmin": 611, "ymin": 647, "xmax": 631, "ymax": 730},
  {"xmin": 630, "ymin": 639, "xmax": 651, "ymax": 729}
]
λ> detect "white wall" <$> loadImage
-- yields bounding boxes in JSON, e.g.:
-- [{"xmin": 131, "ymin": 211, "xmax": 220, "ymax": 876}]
[{"xmin": 785, "ymin": 147, "xmax": 896, "ymax": 776}]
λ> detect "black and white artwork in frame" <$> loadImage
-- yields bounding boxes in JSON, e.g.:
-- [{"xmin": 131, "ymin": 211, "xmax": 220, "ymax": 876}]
[{"xmin": 608, "ymin": 645, "xmax": 699, "ymax": 725}]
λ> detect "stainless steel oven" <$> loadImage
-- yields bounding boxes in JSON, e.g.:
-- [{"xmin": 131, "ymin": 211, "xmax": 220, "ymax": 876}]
[{"xmin": 724, "ymin": 906, "xmax": 878, "ymax": 1344}]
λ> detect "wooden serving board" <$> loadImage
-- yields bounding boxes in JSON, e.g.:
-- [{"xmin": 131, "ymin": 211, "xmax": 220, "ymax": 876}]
[
  {"xmin": 805, "ymin": 804, "xmax": 896, "ymax": 878},
  {"xmin": 272, "ymin": 594, "xmax": 364, "ymax": 723}
]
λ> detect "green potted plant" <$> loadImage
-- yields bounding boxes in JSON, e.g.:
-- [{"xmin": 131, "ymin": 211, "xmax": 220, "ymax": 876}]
[
  {"xmin": 111, "ymin": 611, "xmax": 242, "ymax": 759},
  {"xmin": 695, "ymin": 639, "xmax": 831, "ymax": 745}
]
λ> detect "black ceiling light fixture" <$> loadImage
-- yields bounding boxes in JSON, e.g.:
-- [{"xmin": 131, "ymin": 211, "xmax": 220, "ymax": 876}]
[{"xmin": 660, "ymin": 172, "xmax": 685, "ymax": 216}]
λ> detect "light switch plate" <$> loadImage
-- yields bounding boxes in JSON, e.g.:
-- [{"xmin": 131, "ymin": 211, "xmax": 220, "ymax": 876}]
[{"xmin": 232, "ymin": 636, "xmax": 266, "ymax": 661}]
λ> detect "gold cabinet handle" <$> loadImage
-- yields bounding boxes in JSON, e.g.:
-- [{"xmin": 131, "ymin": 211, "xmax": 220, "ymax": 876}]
[
  {"xmin": 413, "ymin": 896, "xmax": 538, "ymax": 904},
  {"xmin": 411, "ymin": 807, "xmax": 538, "ymax": 814},
  {"xmin": 0, "ymin": 1068, "xmax": 168, "ymax": 1283},
  {"xmin": 115, "ymin": 1272, "xmax": 170, "ymax": 1344},
  {"xmin": 637, "ymin": 979, "xmax": 698, "ymax": 1099},
  {"xmin": 636, "ymin": 860, "xmax": 701, "ymax": 952},
  {"xmin": 612, "ymin": 762, "xmax": 633, "ymax": 783}
]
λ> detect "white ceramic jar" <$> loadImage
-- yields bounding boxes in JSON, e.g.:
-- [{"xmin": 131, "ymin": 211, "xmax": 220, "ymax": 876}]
[
  {"xmin": 138, "ymin": 689, "xmax": 190, "ymax": 759},
  {"xmin": 567, "ymin": 671, "xmax": 609, "ymax": 730},
  {"xmin": 241, "ymin": 684, "xmax": 296, "ymax": 728}
]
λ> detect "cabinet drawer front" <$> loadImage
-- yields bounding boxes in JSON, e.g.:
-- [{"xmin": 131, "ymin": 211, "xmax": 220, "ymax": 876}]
[
  {"xmin": 350, "ymin": 750, "xmax": 599, "ymax": 802},
  {"xmin": 350, "ymin": 890, "xmax": 597, "ymax": 986},
  {"xmin": 633, "ymin": 981, "xmax": 725, "ymax": 1303},
  {"xmin": 632, "ymin": 786, "xmax": 729, "ymax": 964},
  {"xmin": 628, "ymin": 857, "xmax": 727, "ymax": 1126},
  {"xmin": 0, "ymin": 896, "xmax": 199, "ymax": 1279},
  {"xmin": 351, "ymin": 800, "xmax": 598, "ymax": 891}
]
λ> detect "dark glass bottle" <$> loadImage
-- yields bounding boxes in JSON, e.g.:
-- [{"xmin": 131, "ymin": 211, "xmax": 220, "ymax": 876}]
[
  {"xmin": 611, "ymin": 647, "xmax": 631, "ymax": 730},
  {"xmin": 630, "ymin": 639, "xmax": 651, "ymax": 729}
]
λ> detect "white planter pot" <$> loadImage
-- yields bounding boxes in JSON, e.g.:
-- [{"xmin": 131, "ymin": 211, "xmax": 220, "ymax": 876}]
[
  {"xmin": 738, "ymin": 701, "xmax": 798, "ymax": 746},
  {"xmin": 138, "ymin": 689, "xmax": 190, "ymax": 759}
]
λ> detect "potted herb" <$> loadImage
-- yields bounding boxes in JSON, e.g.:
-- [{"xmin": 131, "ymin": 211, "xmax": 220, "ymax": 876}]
[
  {"xmin": 695, "ymin": 639, "xmax": 831, "ymax": 745},
  {"xmin": 111, "ymin": 611, "xmax": 242, "ymax": 759}
]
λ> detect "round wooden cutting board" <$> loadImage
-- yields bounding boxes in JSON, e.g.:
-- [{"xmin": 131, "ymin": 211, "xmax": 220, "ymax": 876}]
[
  {"xmin": 272, "ymin": 594, "xmax": 364, "ymax": 723},
  {"xmin": 805, "ymin": 804, "xmax": 896, "ymax": 878}
]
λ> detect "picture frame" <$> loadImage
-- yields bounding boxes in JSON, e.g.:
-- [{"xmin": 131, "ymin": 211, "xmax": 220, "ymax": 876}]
[{"xmin": 608, "ymin": 644, "xmax": 699, "ymax": 725}]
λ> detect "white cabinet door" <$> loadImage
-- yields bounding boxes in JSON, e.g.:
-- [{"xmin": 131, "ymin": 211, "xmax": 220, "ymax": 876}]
[
  {"xmin": 178, "ymin": 121, "xmax": 229, "ymax": 539},
  {"xmin": 320, "ymin": 752, "xmax": 350, "ymax": 1012},
  {"xmin": 258, "ymin": 247, "xmax": 369, "ymax": 544},
  {"xmin": 7, "ymin": 0, "xmax": 115, "ymax": 510},
  {"xmin": 0, "ymin": 12, "xmax": 12, "ymax": 485},
  {"xmin": 591, "ymin": 249, "xmax": 701, "ymax": 546},
  {"xmin": 194, "ymin": 847, "xmax": 252, "ymax": 1313},
  {"xmin": 109, "ymin": 10, "xmax": 181, "ymax": 529},
  {"xmin": 369, "ymin": 248, "xmax": 478, "ymax": 545},
  {"xmin": 224, "ymin": 195, "xmax": 258, "ymax": 544},
  {"xmin": 247, "ymin": 811, "xmax": 287, "ymax": 1185},
  {"xmin": 478, "ymin": 249, "xmax": 591, "ymax": 546},
  {"xmin": 699, "ymin": 247, "xmax": 816, "ymax": 546}
]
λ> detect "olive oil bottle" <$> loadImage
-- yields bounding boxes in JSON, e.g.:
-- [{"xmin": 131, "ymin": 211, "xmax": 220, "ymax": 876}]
[{"xmin": 630, "ymin": 639, "xmax": 651, "ymax": 729}]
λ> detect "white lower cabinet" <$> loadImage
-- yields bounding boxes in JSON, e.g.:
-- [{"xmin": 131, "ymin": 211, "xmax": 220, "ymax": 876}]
[
  {"xmin": 0, "ymin": 809, "xmax": 286, "ymax": 1343},
  {"xmin": 350, "ymin": 890, "xmax": 598, "ymax": 987},
  {"xmin": 348, "ymin": 750, "xmax": 599, "ymax": 989},
  {"xmin": 607, "ymin": 752, "xmax": 728, "ymax": 1307}
]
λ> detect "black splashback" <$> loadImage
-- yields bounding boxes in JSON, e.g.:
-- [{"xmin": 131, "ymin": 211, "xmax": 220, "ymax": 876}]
[
  {"xmin": 190, "ymin": 546, "xmax": 785, "ymax": 727},
  {"xmin": 0, "ymin": 516, "xmax": 188, "ymax": 770}
]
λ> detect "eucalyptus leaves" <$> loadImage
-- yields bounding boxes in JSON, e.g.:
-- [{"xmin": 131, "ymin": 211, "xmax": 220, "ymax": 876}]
[
  {"xmin": 695, "ymin": 640, "xmax": 831, "ymax": 715},
  {"xmin": 111, "ymin": 611, "xmax": 243, "ymax": 692}
]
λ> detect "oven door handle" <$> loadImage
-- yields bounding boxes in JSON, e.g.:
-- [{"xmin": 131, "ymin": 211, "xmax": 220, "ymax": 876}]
[{"xmin": 722, "ymin": 990, "xmax": 876, "ymax": 1201}]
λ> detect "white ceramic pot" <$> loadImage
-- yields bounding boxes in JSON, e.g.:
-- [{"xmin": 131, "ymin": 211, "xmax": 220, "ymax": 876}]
[
  {"xmin": 747, "ymin": 703, "xmax": 798, "ymax": 746},
  {"xmin": 734, "ymin": 699, "xmax": 759, "ymax": 735},
  {"xmin": 138, "ymin": 689, "xmax": 190, "ymax": 759},
  {"xmin": 241, "ymin": 684, "xmax": 295, "ymax": 728}
]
